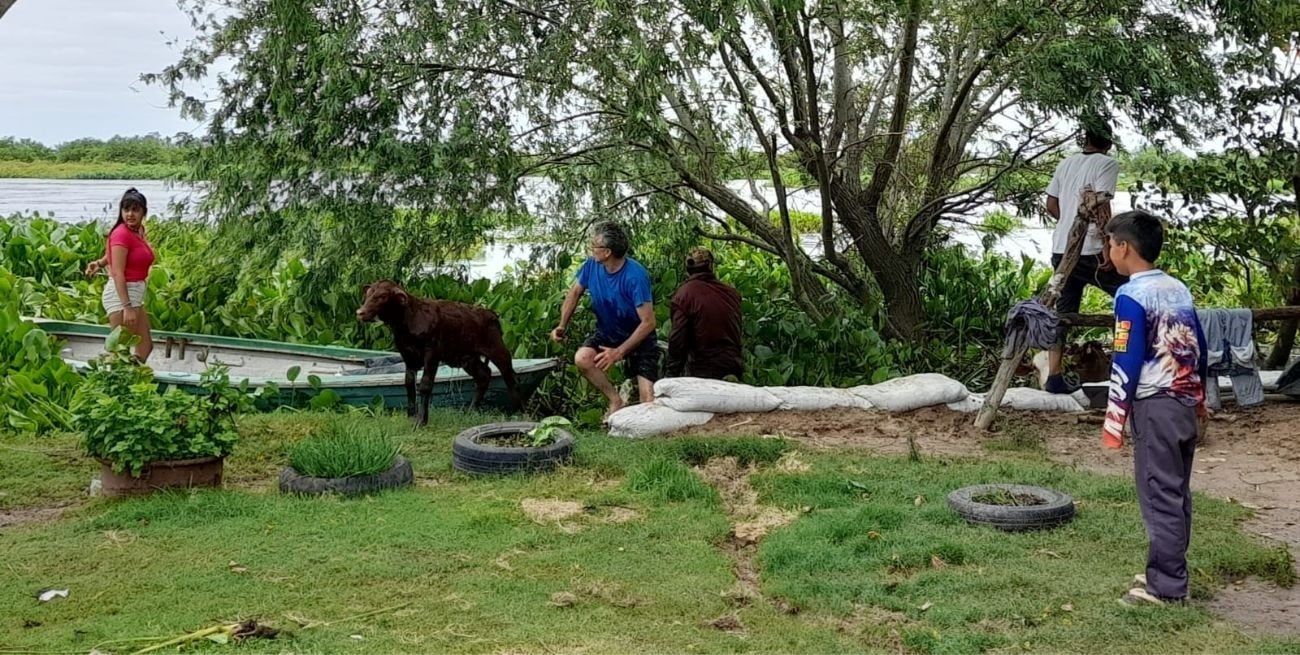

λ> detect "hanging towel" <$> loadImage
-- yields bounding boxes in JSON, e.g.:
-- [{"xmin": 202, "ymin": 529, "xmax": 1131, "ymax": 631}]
[
  {"xmin": 1197, "ymin": 309, "xmax": 1265, "ymax": 409},
  {"xmin": 1003, "ymin": 299, "xmax": 1060, "ymax": 357}
]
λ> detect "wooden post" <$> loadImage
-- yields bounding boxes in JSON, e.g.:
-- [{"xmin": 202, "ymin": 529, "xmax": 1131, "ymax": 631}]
[{"xmin": 975, "ymin": 187, "xmax": 1112, "ymax": 430}]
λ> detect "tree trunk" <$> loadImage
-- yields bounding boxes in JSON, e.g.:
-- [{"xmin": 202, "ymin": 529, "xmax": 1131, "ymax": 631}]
[
  {"xmin": 874, "ymin": 260, "xmax": 924, "ymax": 341},
  {"xmin": 1265, "ymin": 169, "xmax": 1300, "ymax": 368}
]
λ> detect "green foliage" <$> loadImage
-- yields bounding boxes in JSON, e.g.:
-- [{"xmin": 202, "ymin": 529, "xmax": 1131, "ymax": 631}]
[
  {"xmin": 766, "ymin": 209, "xmax": 822, "ymax": 235},
  {"xmin": 0, "ymin": 134, "xmax": 192, "ymax": 179},
  {"xmin": 145, "ymin": 0, "xmax": 1263, "ymax": 340},
  {"xmin": 0, "ymin": 268, "xmax": 80, "ymax": 434},
  {"xmin": 526, "ymin": 416, "xmax": 572, "ymax": 447},
  {"xmin": 287, "ymin": 417, "xmax": 401, "ymax": 478},
  {"xmin": 72, "ymin": 329, "xmax": 246, "ymax": 476}
]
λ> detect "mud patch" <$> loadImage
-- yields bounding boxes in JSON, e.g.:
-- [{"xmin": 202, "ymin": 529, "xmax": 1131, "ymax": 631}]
[
  {"xmin": 0, "ymin": 505, "xmax": 70, "ymax": 530},
  {"xmin": 521, "ymin": 498, "xmax": 585, "ymax": 523},
  {"xmin": 692, "ymin": 456, "xmax": 801, "ymax": 626}
]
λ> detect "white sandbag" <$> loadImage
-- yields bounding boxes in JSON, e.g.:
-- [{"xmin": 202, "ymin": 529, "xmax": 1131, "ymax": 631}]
[
  {"xmin": 607, "ymin": 403, "xmax": 714, "ymax": 439},
  {"xmin": 1002, "ymin": 387, "xmax": 1086, "ymax": 412},
  {"xmin": 946, "ymin": 393, "xmax": 985, "ymax": 413},
  {"xmin": 850, "ymin": 373, "xmax": 969, "ymax": 412},
  {"xmin": 768, "ymin": 386, "xmax": 874, "ymax": 411},
  {"xmin": 655, "ymin": 377, "xmax": 783, "ymax": 414},
  {"xmin": 946, "ymin": 388, "xmax": 1086, "ymax": 413}
]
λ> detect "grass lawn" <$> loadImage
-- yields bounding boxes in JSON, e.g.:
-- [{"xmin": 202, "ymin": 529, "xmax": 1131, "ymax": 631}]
[{"xmin": 1, "ymin": 409, "xmax": 1297, "ymax": 654}]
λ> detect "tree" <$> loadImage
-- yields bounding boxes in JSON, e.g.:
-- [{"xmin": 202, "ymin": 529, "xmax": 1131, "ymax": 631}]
[
  {"xmin": 1135, "ymin": 4, "xmax": 1299, "ymax": 365},
  {"xmin": 0, "ymin": 0, "xmax": 18, "ymax": 23},
  {"xmin": 153, "ymin": 0, "xmax": 1257, "ymax": 339}
]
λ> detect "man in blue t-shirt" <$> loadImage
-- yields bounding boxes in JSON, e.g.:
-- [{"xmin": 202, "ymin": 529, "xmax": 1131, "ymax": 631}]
[{"xmin": 551, "ymin": 221, "xmax": 659, "ymax": 418}]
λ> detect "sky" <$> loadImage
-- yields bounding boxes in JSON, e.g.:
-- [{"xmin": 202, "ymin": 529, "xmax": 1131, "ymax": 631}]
[{"xmin": 0, "ymin": 0, "xmax": 204, "ymax": 145}]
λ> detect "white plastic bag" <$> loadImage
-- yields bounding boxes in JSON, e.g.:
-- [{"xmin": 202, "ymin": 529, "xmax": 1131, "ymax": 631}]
[
  {"xmin": 607, "ymin": 403, "xmax": 714, "ymax": 439},
  {"xmin": 655, "ymin": 378, "xmax": 783, "ymax": 414},
  {"xmin": 850, "ymin": 373, "xmax": 969, "ymax": 412},
  {"xmin": 768, "ymin": 386, "xmax": 874, "ymax": 411}
]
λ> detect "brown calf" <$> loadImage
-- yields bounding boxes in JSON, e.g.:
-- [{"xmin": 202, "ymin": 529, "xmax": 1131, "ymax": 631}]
[{"xmin": 356, "ymin": 280, "xmax": 522, "ymax": 425}]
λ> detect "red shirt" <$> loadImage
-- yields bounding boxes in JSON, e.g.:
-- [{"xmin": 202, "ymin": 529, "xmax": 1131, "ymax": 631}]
[{"xmin": 106, "ymin": 224, "xmax": 155, "ymax": 282}]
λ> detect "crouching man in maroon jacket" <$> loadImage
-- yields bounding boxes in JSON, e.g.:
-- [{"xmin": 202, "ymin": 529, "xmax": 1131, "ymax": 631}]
[{"xmin": 665, "ymin": 248, "xmax": 744, "ymax": 380}]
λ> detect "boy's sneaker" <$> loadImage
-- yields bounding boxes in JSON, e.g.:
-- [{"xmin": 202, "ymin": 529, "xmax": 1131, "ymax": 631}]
[
  {"xmin": 1133, "ymin": 573, "xmax": 1147, "ymax": 588},
  {"xmin": 1044, "ymin": 374, "xmax": 1081, "ymax": 395}
]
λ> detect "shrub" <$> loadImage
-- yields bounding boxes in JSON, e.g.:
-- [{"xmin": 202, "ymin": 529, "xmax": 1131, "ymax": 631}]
[{"xmin": 73, "ymin": 329, "xmax": 246, "ymax": 476}]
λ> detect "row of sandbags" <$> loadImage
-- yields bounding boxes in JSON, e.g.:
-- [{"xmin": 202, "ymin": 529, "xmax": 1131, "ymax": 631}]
[{"xmin": 607, "ymin": 374, "xmax": 1091, "ymax": 438}]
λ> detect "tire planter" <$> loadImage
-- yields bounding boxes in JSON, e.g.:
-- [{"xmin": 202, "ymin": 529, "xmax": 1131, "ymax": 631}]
[
  {"xmin": 279, "ymin": 456, "xmax": 414, "ymax": 497},
  {"xmin": 947, "ymin": 483, "xmax": 1076, "ymax": 532},
  {"xmin": 98, "ymin": 456, "xmax": 225, "ymax": 498},
  {"xmin": 452, "ymin": 421, "xmax": 574, "ymax": 475}
]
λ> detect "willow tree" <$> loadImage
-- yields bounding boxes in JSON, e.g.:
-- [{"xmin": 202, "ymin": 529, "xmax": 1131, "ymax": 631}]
[{"xmin": 155, "ymin": 0, "xmax": 1258, "ymax": 339}]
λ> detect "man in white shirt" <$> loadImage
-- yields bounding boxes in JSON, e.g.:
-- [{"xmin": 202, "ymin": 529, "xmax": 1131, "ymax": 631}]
[{"xmin": 1043, "ymin": 123, "xmax": 1127, "ymax": 394}]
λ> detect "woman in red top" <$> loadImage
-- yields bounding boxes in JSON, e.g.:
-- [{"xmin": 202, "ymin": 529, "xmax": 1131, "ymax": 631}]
[{"xmin": 85, "ymin": 188, "xmax": 156, "ymax": 361}]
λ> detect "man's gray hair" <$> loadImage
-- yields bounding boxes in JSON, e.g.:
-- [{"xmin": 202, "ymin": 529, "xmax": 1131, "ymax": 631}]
[{"xmin": 591, "ymin": 221, "xmax": 630, "ymax": 258}]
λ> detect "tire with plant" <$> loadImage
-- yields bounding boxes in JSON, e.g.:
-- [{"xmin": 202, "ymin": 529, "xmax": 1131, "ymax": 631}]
[
  {"xmin": 946, "ymin": 483, "xmax": 1076, "ymax": 532},
  {"xmin": 279, "ymin": 418, "xmax": 413, "ymax": 496},
  {"xmin": 279, "ymin": 456, "xmax": 414, "ymax": 497},
  {"xmin": 452, "ymin": 419, "xmax": 574, "ymax": 475}
]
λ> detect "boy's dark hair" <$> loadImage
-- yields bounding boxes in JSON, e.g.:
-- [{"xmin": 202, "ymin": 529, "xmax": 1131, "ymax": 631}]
[{"xmin": 1106, "ymin": 210, "xmax": 1164, "ymax": 263}]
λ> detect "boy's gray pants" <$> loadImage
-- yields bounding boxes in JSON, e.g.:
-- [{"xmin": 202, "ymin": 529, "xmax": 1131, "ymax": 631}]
[{"xmin": 1133, "ymin": 394, "xmax": 1199, "ymax": 600}]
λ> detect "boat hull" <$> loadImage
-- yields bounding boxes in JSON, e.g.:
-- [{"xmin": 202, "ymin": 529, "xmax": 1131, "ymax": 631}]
[{"xmin": 32, "ymin": 319, "xmax": 560, "ymax": 412}]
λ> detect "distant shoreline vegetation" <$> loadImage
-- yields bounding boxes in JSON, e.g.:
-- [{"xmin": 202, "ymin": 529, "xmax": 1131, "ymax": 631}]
[{"xmin": 0, "ymin": 135, "xmax": 191, "ymax": 180}]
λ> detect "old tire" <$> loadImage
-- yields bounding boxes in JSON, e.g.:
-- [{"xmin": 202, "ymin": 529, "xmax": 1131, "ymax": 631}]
[
  {"xmin": 947, "ymin": 484, "xmax": 1075, "ymax": 532},
  {"xmin": 452, "ymin": 421, "xmax": 574, "ymax": 475},
  {"xmin": 279, "ymin": 456, "xmax": 414, "ymax": 497}
]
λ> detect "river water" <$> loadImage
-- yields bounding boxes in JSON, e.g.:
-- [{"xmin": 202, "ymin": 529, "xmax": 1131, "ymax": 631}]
[{"xmin": 2, "ymin": 177, "xmax": 1150, "ymax": 279}]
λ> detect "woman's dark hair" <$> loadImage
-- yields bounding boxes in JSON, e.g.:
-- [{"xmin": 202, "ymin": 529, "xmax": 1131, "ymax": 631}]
[
  {"xmin": 113, "ymin": 187, "xmax": 148, "ymax": 230},
  {"xmin": 1106, "ymin": 209, "xmax": 1164, "ymax": 263}
]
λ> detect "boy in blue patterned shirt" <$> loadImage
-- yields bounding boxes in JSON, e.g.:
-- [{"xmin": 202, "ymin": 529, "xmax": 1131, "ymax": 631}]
[{"xmin": 1101, "ymin": 210, "xmax": 1210, "ymax": 606}]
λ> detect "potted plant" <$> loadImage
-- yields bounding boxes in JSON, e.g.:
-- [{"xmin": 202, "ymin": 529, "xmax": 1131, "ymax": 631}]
[
  {"xmin": 279, "ymin": 418, "xmax": 413, "ymax": 496},
  {"xmin": 452, "ymin": 416, "xmax": 574, "ymax": 475},
  {"xmin": 73, "ymin": 329, "xmax": 247, "ymax": 497}
]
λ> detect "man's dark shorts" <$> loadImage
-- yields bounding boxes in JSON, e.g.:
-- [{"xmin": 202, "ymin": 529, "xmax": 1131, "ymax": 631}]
[
  {"xmin": 1051, "ymin": 252, "xmax": 1129, "ymax": 344},
  {"xmin": 583, "ymin": 332, "xmax": 660, "ymax": 382}
]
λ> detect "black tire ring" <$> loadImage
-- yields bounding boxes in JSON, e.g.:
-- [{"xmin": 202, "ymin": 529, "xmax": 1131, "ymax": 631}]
[
  {"xmin": 947, "ymin": 484, "xmax": 1076, "ymax": 532},
  {"xmin": 279, "ymin": 456, "xmax": 414, "ymax": 497},
  {"xmin": 451, "ymin": 421, "xmax": 574, "ymax": 475}
]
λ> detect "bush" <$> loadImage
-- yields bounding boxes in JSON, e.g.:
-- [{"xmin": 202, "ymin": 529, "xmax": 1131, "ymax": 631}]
[
  {"xmin": 288, "ymin": 418, "xmax": 401, "ymax": 478},
  {"xmin": 73, "ymin": 329, "xmax": 246, "ymax": 476},
  {"xmin": 0, "ymin": 267, "xmax": 81, "ymax": 434}
]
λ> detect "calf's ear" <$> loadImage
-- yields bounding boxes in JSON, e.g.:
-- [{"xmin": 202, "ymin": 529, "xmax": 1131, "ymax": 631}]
[{"xmin": 360, "ymin": 283, "xmax": 371, "ymax": 298}]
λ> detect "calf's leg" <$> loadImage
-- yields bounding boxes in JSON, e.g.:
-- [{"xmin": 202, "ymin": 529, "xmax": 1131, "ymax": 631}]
[
  {"xmin": 404, "ymin": 368, "xmax": 418, "ymax": 421},
  {"xmin": 417, "ymin": 356, "xmax": 439, "ymax": 427},
  {"xmin": 483, "ymin": 342, "xmax": 523, "ymax": 410},
  {"xmin": 465, "ymin": 357, "xmax": 492, "ymax": 410}
]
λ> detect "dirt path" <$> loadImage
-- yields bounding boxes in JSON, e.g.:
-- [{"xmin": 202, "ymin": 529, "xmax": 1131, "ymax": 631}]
[{"xmin": 690, "ymin": 400, "xmax": 1300, "ymax": 635}]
